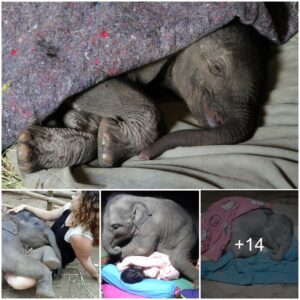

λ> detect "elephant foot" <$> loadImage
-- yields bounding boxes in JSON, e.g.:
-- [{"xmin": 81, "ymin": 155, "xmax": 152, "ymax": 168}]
[
  {"xmin": 36, "ymin": 286, "xmax": 56, "ymax": 298},
  {"xmin": 43, "ymin": 257, "xmax": 60, "ymax": 271},
  {"xmin": 17, "ymin": 128, "xmax": 42, "ymax": 173},
  {"xmin": 17, "ymin": 126, "xmax": 97, "ymax": 173},
  {"xmin": 98, "ymin": 117, "xmax": 132, "ymax": 167}
]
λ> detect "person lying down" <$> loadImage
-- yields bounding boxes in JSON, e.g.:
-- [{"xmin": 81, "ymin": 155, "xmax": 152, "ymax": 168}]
[{"xmin": 117, "ymin": 252, "xmax": 180, "ymax": 283}]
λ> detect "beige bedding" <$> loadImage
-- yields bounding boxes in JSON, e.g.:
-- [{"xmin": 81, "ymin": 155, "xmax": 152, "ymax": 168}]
[{"xmin": 7, "ymin": 34, "xmax": 298, "ymax": 189}]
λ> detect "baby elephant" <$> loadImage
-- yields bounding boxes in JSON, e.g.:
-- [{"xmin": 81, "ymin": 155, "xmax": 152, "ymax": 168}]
[
  {"xmin": 17, "ymin": 21, "xmax": 266, "ymax": 172},
  {"xmin": 2, "ymin": 211, "xmax": 62, "ymax": 298},
  {"xmin": 226, "ymin": 209, "xmax": 293, "ymax": 261},
  {"xmin": 102, "ymin": 194, "xmax": 199, "ymax": 287}
]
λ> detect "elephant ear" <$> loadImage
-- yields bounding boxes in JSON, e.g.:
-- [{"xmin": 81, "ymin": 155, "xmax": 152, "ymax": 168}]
[
  {"xmin": 132, "ymin": 202, "xmax": 152, "ymax": 229},
  {"xmin": 2, "ymin": 219, "xmax": 18, "ymax": 235}
]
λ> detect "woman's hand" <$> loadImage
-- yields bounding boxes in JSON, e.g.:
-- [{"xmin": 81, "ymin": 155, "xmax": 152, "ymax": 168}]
[{"xmin": 8, "ymin": 204, "xmax": 27, "ymax": 213}]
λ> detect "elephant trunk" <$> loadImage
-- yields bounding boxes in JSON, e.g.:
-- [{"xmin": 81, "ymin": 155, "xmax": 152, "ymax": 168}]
[
  {"xmin": 139, "ymin": 114, "xmax": 254, "ymax": 160},
  {"xmin": 269, "ymin": 243, "xmax": 291, "ymax": 261},
  {"xmin": 102, "ymin": 231, "xmax": 122, "ymax": 256}
]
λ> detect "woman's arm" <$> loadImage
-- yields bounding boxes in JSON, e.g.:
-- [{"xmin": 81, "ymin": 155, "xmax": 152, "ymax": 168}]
[
  {"xmin": 69, "ymin": 235, "xmax": 99, "ymax": 279},
  {"xmin": 8, "ymin": 204, "xmax": 65, "ymax": 221}
]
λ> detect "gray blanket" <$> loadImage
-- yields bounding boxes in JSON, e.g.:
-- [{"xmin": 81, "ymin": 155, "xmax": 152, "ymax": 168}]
[{"xmin": 2, "ymin": 2, "xmax": 298, "ymax": 148}]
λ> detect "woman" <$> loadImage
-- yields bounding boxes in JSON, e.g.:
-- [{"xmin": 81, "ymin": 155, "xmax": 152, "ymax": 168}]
[{"xmin": 5, "ymin": 191, "xmax": 99, "ymax": 290}]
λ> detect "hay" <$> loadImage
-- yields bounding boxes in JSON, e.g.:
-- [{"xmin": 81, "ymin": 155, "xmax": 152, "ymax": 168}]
[{"xmin": 2, "ymin": 147, "xmax": 25, "ymax": 189}]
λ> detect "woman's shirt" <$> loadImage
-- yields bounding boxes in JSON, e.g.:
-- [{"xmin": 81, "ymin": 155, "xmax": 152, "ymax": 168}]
[{"xmin": 51, "ymin": 202, "xmax": 93, "ymax": 267}]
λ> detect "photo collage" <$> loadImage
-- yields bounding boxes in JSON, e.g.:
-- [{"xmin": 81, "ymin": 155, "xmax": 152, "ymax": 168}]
[{"xmin": 1, "ymin": 1, "xmax": 299, "ymax": 299}]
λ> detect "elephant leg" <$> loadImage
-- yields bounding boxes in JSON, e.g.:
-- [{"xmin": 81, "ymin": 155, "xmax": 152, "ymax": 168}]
[
  {"xmin": 161, "ymin": 233, "xmax": 198, "ymax": 288},
  {"xmin": 17, "ymin": 125, "xmax": 97, "ymax": 173},
  {"xmin": 230, "ymin": 238, "xmax": 259, "ymax": 258},
  {"xmin": 61, "ymin": 107, "xmax": 101, "ymax": 134},
  {"xmin": 68, "ymin": 78, "xmax": 162, "ymax": 167},
  {"xmin": 97, "ymin": 113, "xmax": 161, "ymax": 167},
  {"xmin": 228, "ymin": 229, "xmax": 259, "ymax": 258},
  {"xmin": 93, "ymin": 83, "xmax": 162, "ymax": 167},
  {"xmin": 166, "ymin": 249, "xmax": 199, "ymax": 288},
  {"xmin": 28, "ymin": 246, "xmax": 60, "ymax": 271},
  {"xmin": 17, "ymin": 78, "xmax": 162, "ymax": 172},
  {"xmin": 4, "ymin": 254, "xmax": 55, "ymax": 298}
]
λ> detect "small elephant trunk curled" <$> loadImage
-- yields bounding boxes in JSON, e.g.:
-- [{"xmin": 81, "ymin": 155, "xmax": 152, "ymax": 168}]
[{"xmin": 102, "ymin": 231, "xmax": 122, "ymax": 256}]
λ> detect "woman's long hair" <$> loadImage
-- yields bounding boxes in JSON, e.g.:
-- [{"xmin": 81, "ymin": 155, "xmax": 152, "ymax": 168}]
[{"xmin": 70, "ymin": 191, "xmax": 99, "ymax": 246}]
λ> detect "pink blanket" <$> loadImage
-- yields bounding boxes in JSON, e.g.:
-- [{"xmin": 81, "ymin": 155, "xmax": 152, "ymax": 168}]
[
  {"xmin": 117, "ymin": 252, "xmax": 180, "ymax": 280},
  {"xmin": 201, "ymin": 197, "xmax": 271, "ymax": 261}
]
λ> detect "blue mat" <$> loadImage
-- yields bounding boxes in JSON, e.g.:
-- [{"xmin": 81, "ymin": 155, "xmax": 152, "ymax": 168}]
[
  {"xmin": 101, "ymin": 264, "xmax": 177, "ymax": 298},
  {"xmin": 202, "ymin": 239, "xmax": 298, "ymax": 285}
]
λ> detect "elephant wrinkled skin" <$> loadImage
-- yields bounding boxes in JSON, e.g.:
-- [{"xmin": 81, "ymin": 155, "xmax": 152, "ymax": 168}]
[
  {"xmin": 226, "ymin": 209, "xmax": 293, "ymax": 260},
  {"xmin": 102, "ymin": 194, "xmax": 199, "ymax": 287},
  {"xmin": 2, "ymin": 211, "xmax": 62, "ymax": 298},
  {"xmin": 17, "ymin": 22, "xmax": 266, "ymax": 172}
]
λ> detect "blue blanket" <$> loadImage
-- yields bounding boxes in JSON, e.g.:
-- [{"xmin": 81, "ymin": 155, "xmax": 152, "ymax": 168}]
[
  {"xmin": 202, "ymin": 239, "xmax": 298, "ymax": 285},
  {"xmin": 101, "ymin": 264, "xmax": 177, "ymax": 298}
]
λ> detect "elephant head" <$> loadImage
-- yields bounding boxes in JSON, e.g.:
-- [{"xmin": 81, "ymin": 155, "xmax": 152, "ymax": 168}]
[
  {"xmin": 102, "ymin": 195, "xmax": 152, "ymax": 256},
  {"xmin": 140, "ymin": 22, "xmax": 267, "ymax": 159},
  {"xmin": 263, "ymin": 213, "xmax": 293, "ymax": 261},
  {"xmin": 8, "ymin": 211, "xmax": 63, "ymax": 272}
]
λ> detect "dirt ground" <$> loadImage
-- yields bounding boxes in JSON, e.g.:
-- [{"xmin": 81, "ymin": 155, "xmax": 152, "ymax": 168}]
[{"xmin": 2, "ymin": 191, "xmax": 100, "ymax": 298}]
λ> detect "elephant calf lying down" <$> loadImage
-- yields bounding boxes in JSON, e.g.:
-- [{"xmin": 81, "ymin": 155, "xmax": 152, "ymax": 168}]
[
  {"xmin": 102, "ymin": 194, "xmax": 199, "ymax": 287},
  {"xmin": 17, "ymin": 22, "xmax": 266, "ymax": 173},
  {"xmin": 2, "ymin": 211, "xmax": 62, "ymax": 298},
  {"xmin": 226, "ymin": 209, "xmax": 294, "ymax": 261}
]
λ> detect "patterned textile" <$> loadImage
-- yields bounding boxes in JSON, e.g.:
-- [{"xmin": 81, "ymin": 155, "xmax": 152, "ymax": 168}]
[
  {"xmin": 117, "ymin": 252, "xmax": 180, "ymax": 280},
  {"xmin": 2, "ymin": 2, "xmax": 298, "ymax": 148},
  {"xmin": 201, "ymin": 197, "xmax": 272, "ymax": 261}
]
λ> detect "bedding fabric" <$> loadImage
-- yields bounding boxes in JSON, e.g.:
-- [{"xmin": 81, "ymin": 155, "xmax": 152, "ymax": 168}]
[
  {"xmin": 201, "ymin": 192, "xmax": 298, "ymax": 298},
  {"xmin": 2, "ymin": 2, "xmax": 298, "ymax": 148},
  {"xmin": 201, "ymin": 197, "xmax": 272, "ymax": 261},
  {"xmin": 101, "ymin": 264, "xmax": 178, "ymax": 298},
  {"xmin": 102, "ymin": 283, "xmax": 145, "ymax": 298},
  {"xmin": 5, "ymin": 5, "xmax": 298, "ymax": 189},
  {"xmin": 202, "ymin": 239, "xmax": 298, "ymax": 285}
]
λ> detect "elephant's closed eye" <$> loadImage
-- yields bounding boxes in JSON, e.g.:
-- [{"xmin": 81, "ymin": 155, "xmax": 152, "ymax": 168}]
[
  {"xmin": 208, "ymin": 59, "xmax": 225, "ymax": 78},
  {"xmin": 111, "ymin": 224, "xmax": 122, "ymax": 230}
]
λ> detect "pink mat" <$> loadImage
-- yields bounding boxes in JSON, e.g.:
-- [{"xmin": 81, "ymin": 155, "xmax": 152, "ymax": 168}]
[{"xmin": 102, "ymin": 283, "xmax": 146, "ymax": 298}]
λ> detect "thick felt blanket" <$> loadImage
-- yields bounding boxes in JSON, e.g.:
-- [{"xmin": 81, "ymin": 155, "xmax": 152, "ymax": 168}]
[
  {"xmin": 7, "ymin": 33, "xmax": 298, "ymax": 188},
  {"xmin": 2, "ymin": 2, "xmax": 298, "ymax": 148}
]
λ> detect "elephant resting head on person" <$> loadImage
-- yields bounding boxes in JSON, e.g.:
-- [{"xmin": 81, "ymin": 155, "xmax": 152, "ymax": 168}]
[
  {"xmin": 2, "ymin": 210, "xmax": 62, "ymax": 298},
  {"xmin": 102, "ymin": 194, "xmax": 199, "ymax": 287}
]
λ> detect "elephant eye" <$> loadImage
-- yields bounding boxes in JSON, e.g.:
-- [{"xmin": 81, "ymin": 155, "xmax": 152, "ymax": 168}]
[
  {"xmin": 209, "ymin": 59, "xmax": 225, "ymax": 78},
  {"xmin": 111, "ymin": 224, "xmax": 122, "ymax": 230}
]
